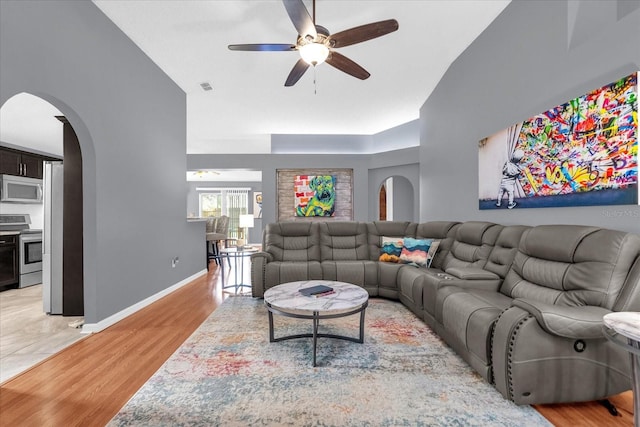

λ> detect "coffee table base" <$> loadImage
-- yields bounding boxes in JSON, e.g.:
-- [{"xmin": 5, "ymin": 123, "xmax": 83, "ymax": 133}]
[{"xmin": 266, "ymin": 302, "xmax": 368, "ymax": 367}]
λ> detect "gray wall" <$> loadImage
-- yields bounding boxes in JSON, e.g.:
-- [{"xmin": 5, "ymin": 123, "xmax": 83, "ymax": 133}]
[
  {"xmin": 392, "ymin": 176, "xmax": 415, "ymax": 221},
  {"xmin": 270, "ymin": 119, "xmax": 419, "ymax": 154},
  {"xmin": 372, "ymin": 119, "xmax": 420, "ymax": 153},
  {"xmin": 189, "ymin": 126, "xmax": 421, "ymax": 228},
  {"xmin": 188, "ymin": 153, "xmax": 370, "ymax": 226},
  {"xmin": 0, "ymin": 1, "xmax": 203, "ymax": 323},
  {"xmin": 271, "ymin": 134, "xmax": 372, "ymax": 154},
  {"xmin": 420, "ymin": 0, "xmax": 640, "ymax": 233}
]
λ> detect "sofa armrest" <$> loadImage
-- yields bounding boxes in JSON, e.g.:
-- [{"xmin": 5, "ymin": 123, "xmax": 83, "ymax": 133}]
[
  {"xmin": 251, "ymin": 251, "xmax": 273, "ymax": 263},
  {"xmin": 512, "ymin": 298, "xmax": 611, "ymax": 339},
  {"xmin": 250, "ymin": 252, "xmax": 273, "ymax": 298},
  {"xmin": 444, "ymin": 266, "xmax": 500, "ymax": 280}
]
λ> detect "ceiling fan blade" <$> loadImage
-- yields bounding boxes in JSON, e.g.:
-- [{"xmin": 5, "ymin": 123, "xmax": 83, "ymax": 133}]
[
  {"xmin": 228, "ymin": 44, "xmax": 296, "ymax": 52},
  {"xmin": 285, "ymin": 58, "xmax": 310, "ymax": 86},
  {"xmin": 329, "ymin": 19, "xmax": 399, "ymax": 48},
  {"xmin": 282, "ymin": 0, "xmax": 317, "ymax": 39},
  {"xmin": 325, "ymin": 51, "xmax": 370, "ymax": 80}
]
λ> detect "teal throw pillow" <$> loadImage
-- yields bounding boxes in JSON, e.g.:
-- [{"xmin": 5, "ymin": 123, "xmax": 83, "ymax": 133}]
[
  {"xmin": 379, "ymin": 236, "xmax": 404, "ymax": 263},
  {"xmin": 399, "ymin": 238, "xmax": 432, "ymax": 267}
]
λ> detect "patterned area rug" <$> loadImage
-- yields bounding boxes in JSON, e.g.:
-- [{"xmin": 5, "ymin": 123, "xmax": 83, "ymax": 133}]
[{"xmin": 109, "ymin": 297, "xmax": 552, "ymax": 426}]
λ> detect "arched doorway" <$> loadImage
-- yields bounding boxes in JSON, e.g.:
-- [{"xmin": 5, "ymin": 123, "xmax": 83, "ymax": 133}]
[
  {"xmin": 378, "ymin": 175, "xmax": 415, "ymax": 221},
  {"xmin": 379, "ymin": 184, "xmax": 387, "ymax": 220},
  {"xmin": 0, "ymin": 92, "xmax": 87, "ymax": 380},
  {"xmin": 1, "ymin": 93, "xmax": 84, "ymax": 314}
]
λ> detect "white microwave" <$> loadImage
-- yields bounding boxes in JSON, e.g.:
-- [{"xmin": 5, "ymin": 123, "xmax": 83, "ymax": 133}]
[{"xmin": 0, "ymin": 174, "xmax": 43, "ymax": 203}]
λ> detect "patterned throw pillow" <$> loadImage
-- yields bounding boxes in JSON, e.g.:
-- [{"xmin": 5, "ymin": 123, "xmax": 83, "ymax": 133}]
[
  {"xmin": 379, "ymin": 236, "xmax": 404, "ymax": 263},
  {"xmin": 399, "ymin": 238, "xmax": 432, "ymax": 267}
]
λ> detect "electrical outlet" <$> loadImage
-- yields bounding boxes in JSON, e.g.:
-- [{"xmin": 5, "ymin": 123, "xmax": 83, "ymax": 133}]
[{"xmin": 171, "ymin": 256, "xmax": 179, "ymax": 268}]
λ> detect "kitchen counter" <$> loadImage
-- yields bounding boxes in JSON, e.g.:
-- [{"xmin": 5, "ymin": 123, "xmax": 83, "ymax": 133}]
[
  {"xmin": 187, "ymin": 218, "xmax": 207, "ymax": 222},
  {"xmin": 0, "ymin": 231, "xmax": 20, "ymax": 236}
]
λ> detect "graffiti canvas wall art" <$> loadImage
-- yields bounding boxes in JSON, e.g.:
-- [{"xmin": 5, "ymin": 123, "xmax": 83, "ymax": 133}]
[
  {"xmin": 479, "ymin": 72, "xmax": 638, "ymax": 209},
  {"xmin": 295, "ymin": 175, "xmax": 336, "ymax": 217}
]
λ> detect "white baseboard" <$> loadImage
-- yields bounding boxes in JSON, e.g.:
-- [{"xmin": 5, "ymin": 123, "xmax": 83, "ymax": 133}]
[{"xmin": 81, "ymin": 269, "xmax": 208, "ymax": 334}]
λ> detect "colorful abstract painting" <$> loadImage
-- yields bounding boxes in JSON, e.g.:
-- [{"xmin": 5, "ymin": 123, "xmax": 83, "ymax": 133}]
[
  {"xmin": 479, "ymin": 72, "xmax": 638, "ymax": 209},
  {"xmin": 294, "ymin": 175, "xmax": 336, "ymax": 217}
]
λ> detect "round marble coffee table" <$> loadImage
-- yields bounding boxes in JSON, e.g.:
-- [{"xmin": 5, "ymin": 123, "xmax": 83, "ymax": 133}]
[
  {"xmin": 263, "ymin": 280, "xmax": 369, "ymax": 367},
  {"xmin": 603, "ymin": 312, "xmax": 640, "ymax": 426}
]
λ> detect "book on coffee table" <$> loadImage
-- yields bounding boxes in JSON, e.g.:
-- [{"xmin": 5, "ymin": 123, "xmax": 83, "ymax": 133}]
[
  {"xmin": 299, "ymin": 284, "xmax": 334, "ymax": 296},
  {"xmin": 312, "ymin": 290, "xmax": 335, "ymax": 298}
]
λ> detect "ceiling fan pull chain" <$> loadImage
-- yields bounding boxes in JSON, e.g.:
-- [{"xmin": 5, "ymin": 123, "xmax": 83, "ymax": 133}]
[{"xmin": 314, "ymin": 65, "xmax": 318, "ymax": 95}]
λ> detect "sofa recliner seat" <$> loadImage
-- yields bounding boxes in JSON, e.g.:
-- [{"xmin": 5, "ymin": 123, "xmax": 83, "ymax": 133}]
[{"xmin": 250, "ymin": 220, "xmax": 640, "ymax": 406}]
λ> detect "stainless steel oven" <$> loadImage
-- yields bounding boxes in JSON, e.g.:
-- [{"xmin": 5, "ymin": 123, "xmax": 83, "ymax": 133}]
[
  {"xmin": 0, "ymin": 234, "xmax": 19, "ymax": 289},
  {"xmin": 19, "ymin": 230, "xmax": 43, "ymax": 287},
  {"xmin": 0, "ymin": 215, "xmax": 43, "ymax": 288}
]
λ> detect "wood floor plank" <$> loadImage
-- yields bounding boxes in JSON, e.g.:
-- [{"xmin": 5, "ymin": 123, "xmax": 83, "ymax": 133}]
[
  {"xmin": 0, "ymin": 264, "xmax": 634, "ymax": 426},
  {"xmin": 534, "ymin": 391, "xmax": 634, "ymax": 426},
  {"xmin": 0, "ymin": 267, "xmax": 224, "ymax": 427}
]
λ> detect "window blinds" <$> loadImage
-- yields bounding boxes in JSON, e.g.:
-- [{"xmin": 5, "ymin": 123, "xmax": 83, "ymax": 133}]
[{"xmin": 226, "ymin": 189, "xmax": 249, "ymax": 239}]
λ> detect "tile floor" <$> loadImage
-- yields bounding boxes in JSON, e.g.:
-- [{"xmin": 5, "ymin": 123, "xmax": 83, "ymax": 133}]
[{"xmin": 0, "ymin": 284, "xmax": 85, "ymax": 383}]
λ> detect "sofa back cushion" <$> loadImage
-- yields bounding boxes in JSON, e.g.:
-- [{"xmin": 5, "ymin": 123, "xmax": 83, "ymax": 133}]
[
  {"xmin": 483, "ymin": 225, "xmax": 531, "ymax": 279},
  {"xmin": 320, "ymin": 221, "xmax": 369, "ymax": 261},
  {"xmin": 442, "ymin": 221, "xmax": 503, "ymax": 270},
  {"xmin": 415, "ymin": 221, "xmax": 460, "ymax": 269},
  {"xmin": 367, "ymin": 221, "xmax": 417, "ymax": 260},
  {"xmin": 264, "ymin": 222, "xmax": 320, "ymax": 262},
  {"xmin": 614, "ymin": 255, "xmax": 640, "ymax": 312},
  {"xmin": 500, "ymin": 225, "xmax": 640, "ymax": 309}
]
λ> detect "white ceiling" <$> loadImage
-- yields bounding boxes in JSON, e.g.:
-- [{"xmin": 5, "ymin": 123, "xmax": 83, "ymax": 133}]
[
  {"xmin": 93, "ymin": 0, "xmax": 510, "ymax": 154},
  {"xmin": 0, "ymin": 0, "xmax": 510, "ymax": 157},
  {"xmin": 0, "ymin": 94, "xmax": 64, "ymax": 157}
]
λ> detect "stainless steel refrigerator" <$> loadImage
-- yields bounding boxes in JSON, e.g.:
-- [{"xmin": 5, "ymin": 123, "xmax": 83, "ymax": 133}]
[{"xmin": 43, "ymin": 161, "xmax": 63, "ymax": 314}]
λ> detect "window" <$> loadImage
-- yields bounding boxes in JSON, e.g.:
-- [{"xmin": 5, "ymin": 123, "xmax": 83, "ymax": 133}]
[
  {"xmin": 198, "ymin": 188, "xmax": 249, "ymax": 239},
  {"xmin": 199, "ymin": 193, "xmax": 222, "ymax": 218},
  {"xmin": 226, "ymin": 189, "xmax": 249, "ymax": 239}
]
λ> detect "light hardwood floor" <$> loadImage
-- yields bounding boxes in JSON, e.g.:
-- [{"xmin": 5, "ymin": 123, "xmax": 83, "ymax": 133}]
[
  {"xmin": 0, "ymin": 262, "xmax": 633, "ymax": 426},
  {"xmin": 0, "ymin": 284, "xmax": 85, "ymax": 383}
]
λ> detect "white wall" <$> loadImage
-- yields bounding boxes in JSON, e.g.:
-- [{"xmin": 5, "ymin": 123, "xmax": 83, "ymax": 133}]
[{"xmin": 0, "ymin": 203, "xmax": 43, "ymax": 229}]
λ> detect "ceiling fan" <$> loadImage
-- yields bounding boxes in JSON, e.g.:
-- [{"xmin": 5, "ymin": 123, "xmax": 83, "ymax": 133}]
[{"xmin": 228, "ymin": 0, "xmax": 399, "ymax": 86}]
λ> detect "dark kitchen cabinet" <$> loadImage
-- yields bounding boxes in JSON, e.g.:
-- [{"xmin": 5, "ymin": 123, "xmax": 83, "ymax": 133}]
[
  {"xmin": 19, "ymin": 153, "xmax": 44, "ymax": 179},
  {"xmin": 0, "ymin": 149, "xmax": 21, "ymax": 176},
  {"xmin": 0, "ymin": 147, "xmax": 57, "ymax": 179},
  {"xmin": 0, "ymin": 235, "xmax": 19, "ymax": 288}
]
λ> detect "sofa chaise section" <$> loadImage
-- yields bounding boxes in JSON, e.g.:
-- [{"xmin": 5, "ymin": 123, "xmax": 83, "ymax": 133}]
[{"xmin": 438, "ymin": 225, "xmax": 640, "ymax": 404}]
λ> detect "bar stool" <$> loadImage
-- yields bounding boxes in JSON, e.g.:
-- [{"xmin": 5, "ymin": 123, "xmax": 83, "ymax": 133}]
[{"xmin": 206, "ymin": 216, "xmax": 229, "ymax": 269}]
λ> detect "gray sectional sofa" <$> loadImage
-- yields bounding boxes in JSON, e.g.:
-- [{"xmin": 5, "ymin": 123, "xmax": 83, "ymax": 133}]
[{"xmin": 250, "ymin": 220, "xmax": 640, "ymax": 405}]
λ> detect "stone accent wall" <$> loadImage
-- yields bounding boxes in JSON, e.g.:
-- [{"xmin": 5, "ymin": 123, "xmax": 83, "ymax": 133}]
[{"xmin": 277, "ymin": 168, "xmax": 353, "ymax": 221}]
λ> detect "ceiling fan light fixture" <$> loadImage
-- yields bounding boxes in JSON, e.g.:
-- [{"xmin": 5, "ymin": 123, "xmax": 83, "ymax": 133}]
[{"xmin": 299, "ymin": 42, "xmax": 329, "ymax": 65}]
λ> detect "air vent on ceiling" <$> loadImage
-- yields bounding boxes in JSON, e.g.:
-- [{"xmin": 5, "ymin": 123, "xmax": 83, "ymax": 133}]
[{"xmin": 200, "ymin": 82, "xmax": 213, "ymax": 91}]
